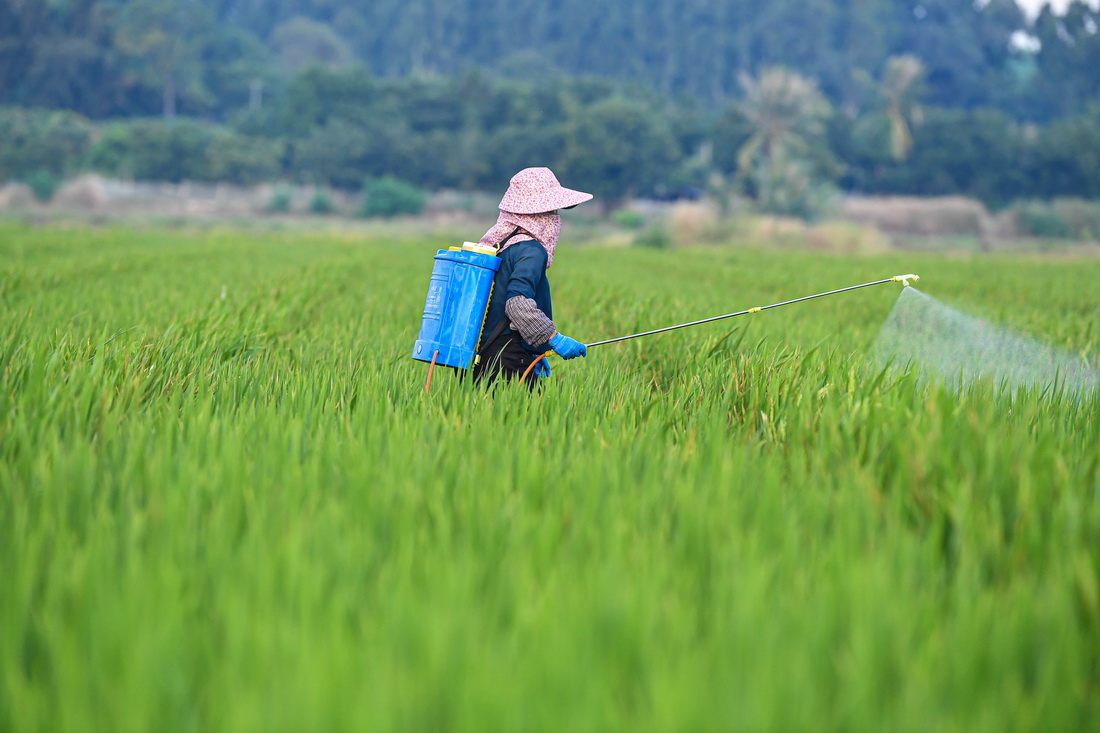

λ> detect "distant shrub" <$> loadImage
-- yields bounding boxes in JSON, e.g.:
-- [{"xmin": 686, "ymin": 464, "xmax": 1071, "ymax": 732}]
[
  {"xmin": 752, "ymin": 159, "xmax": 836, "ymax": 221},
  {"xmin": 309, "ymin": 188, "xmax": 336, "ymax": 214},
  {"xmin": 204, "ymin": 134, "xmax": 283, "ymax": 185},
  {"xmin": 1051, "ymin": 198, "xmax": 1100, "ymax": 241},
  {"xmin": 267, "ymin": 186, "xmax": 293, "ymax": 213},
  {"xmin": 633, "ymin": 224, "xmax": 671, "ymax": 249},
  {"xmin": 1013, "ymin": 201, "xmax": 1074, "ymax": 239},
  {"xmin": 613, "ymin": 209, "xmax": 646, "ymax": 230},
  {"xmin": 88, "ymin": 119, "xmax": 281, "ymax": 185},
  {"xmin": 359, "ymin": 176, "xmax": 427, "ymax": 218},
  {"xmin": 0, "ymin": 107, "xmax": 92, "ymax": 182},
  {"xmin": 88, "ymin": 120, "xmax": 215, "ymax": 183},
  {"xmin": 24, "ymin": 169, "xmax": 59, "ymax": 202}
]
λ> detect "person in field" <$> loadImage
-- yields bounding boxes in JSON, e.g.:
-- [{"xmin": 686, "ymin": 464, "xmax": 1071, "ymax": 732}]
[{"xmin": 473, "ymin": 167, "xmax": 591, "ymax": 387}]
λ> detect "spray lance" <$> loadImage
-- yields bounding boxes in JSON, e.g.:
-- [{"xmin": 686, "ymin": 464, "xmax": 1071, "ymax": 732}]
[
  {"xmin": 410, "ymin": 243, "xmax": 917, "ymax": 390},
  {"xmin": 518, "ymin": 274, "xmax": 921, "ymax": 382}
]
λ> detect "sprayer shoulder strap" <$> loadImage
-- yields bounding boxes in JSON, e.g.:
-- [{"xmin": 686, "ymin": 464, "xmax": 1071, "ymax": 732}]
[
  {"xmin": 494, "ymin": 226, "xmax": 524, "ymax": 253},
  {"xmin": 481, "ymin": 302, "xmax": 512, "ymax": 351},
  {"xmin": 478, "ymin": 226, "xmax": 525, "ymax": 350},
  {"xmin": 483, "ymin": 318, "xmax": 509, "ymax": 349}
]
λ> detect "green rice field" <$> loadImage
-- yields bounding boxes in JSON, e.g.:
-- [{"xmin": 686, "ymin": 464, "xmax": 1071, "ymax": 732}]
[{"xmin": 1, "ymin": 221, "xmax": 1098, "ymax": 731}]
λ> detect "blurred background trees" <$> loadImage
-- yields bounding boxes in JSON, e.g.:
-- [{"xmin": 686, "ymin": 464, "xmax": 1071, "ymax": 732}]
[
  {"xmin": 1, "ymin": 0, "xmax": 1099, "ymax": 211},
  {"xmin": 734, "ymin": 69, "xmax": 836, "ymax": 217}
]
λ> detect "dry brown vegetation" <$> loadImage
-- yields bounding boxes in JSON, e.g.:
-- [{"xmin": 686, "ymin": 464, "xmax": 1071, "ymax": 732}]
[
  {"xmin": 3, "ymin": 177, "xmax": 1098, "ymax": 256},
  {"xmin": 839, "ymin": 195, "xmax": 1017, "ymax": 250}
]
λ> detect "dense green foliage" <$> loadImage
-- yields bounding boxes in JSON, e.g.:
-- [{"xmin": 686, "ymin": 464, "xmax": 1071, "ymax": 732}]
[
  {"xmin": 2, "ymin": 1, "xmax": 1100, "ymax": 208},
  {"xmin": 4, "ymin": 0, "xmax": 1099, "ymax": 119},
  {"xmin": 1, "ymin": 223, "xmax": 1098, "ymax": 730},
  {"xmin": 0, "ymin": 108, "xmax": 94, "ymax": 181},
  {"xmin": 308, "ymin": 187, "xmax": 335, "ymax": 215},
  {"xmin": 4, "ymin": 80, "xmax": 1100, "ymax": 209},
  {"xmin": 87, "ymin": 118, "xmax": 283, "ymax": 184},
  {"xmin": 359, "ymin": 177, "xmax": 429, "ymax": 218}
]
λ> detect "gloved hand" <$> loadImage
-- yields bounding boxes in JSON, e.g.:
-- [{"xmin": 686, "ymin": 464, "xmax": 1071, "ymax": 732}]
[
  {"xmin": 549, "ymin": 333, "xmax": 587, "ymax": 360},
  {"xmin": 533, "ymin": 357, "xmax": 552, "ymax": 378}
]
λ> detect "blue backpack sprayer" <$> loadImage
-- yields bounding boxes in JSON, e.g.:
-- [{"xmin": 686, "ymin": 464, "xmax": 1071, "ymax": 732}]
[
  {"xmin": 412, "ymin": 241, "xmax": 503, "ymax": 387},
  {"xmin": 412, "ymin": 246, "xmax": 919, "ymax": 391}
]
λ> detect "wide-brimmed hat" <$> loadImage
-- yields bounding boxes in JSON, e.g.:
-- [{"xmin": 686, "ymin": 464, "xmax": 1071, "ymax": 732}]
[{"xmin": 498, "ymin": 167, "xmax": 593, "ymax": 214}]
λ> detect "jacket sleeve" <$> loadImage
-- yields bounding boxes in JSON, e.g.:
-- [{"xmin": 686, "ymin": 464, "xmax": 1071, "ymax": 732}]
[{"xmin": 505, "ymin": 296, "xmax": 556, "ymax": 347}]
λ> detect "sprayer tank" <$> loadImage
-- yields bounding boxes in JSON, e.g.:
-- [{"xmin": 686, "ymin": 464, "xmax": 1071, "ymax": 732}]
[{"xmin": 412, "ymin": 247, "xmax": 501, "ymax": 369}]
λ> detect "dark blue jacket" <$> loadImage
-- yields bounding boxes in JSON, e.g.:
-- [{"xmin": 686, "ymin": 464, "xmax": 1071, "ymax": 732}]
[{"xmin": 480, "ymin": 239, "xmax": 553, "ymax": 354}]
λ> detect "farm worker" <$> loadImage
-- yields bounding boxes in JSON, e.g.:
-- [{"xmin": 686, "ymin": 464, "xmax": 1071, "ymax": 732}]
[{"xmin": 473, "ymin": 167, "xmax": 592, "ymax": 387}]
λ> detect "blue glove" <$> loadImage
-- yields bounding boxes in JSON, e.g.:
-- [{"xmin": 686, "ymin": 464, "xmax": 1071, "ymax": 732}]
[
  {"xmin": 534, "ymin": 357, "xmax": 552, "ymax": 378},
  {"xmin": 549, "ymin": 333, "xmax": 587, "ymax": 360}
]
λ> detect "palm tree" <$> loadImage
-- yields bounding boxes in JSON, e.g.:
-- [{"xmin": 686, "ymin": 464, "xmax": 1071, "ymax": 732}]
[
  {"xmin": 735, "ymin": 68, "xmax": 831, "ymax": 182},
  {"xmin": 881, "ymin": 55, "xmax": 924, "ymax": 161},
  {"xmin": 733, "ymin": 68, "xmax": 833, "ymax": 216}
]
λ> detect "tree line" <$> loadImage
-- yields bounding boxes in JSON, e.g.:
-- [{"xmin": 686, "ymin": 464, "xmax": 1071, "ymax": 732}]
[
  {"xmin": 5, "ymin": 0, "xmax": 1100, "ymax": 121},
  {"xmin": 1, "ymin": 0, "xmax": 1099, "ymax": 211},
  {"xmin": 4, "ymin": 66, "xmax": 1099, "ymax": 208}
]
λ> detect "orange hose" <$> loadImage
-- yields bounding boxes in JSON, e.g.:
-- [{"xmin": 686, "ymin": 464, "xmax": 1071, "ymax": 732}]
[
  {"xmin": 425, "ymin": 350, "xmax": 440, "ymax": 393},
  {"xmin": 519, "ymin": 353, "xmax": 547, "ymax": 385}
]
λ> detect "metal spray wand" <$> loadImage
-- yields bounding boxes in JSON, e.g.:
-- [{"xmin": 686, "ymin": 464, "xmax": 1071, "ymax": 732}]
[
  {"xmin": 585, "ymin": 274, "xmax": 920, "ymax": 348},
  {"xmin": 522, "ymin": 274, "xmax": 920, "ymax": 381}
]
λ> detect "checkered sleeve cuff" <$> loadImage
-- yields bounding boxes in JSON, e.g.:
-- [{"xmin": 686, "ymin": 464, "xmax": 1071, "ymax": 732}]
[{"xmin": 504, "ymin": 296, "xmax": 556, "ymax": 347}]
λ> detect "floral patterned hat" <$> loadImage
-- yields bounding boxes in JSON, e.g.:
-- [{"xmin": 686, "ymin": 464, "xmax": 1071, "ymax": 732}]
[{"xmin": 497, "ymin": 167, "xmax": 593, "ymax": 214}]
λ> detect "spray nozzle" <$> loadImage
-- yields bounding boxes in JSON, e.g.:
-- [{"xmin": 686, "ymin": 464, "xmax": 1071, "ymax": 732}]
[{"xmin": 891, "ymin": 274, "xmax": 920, "ymax": 287}]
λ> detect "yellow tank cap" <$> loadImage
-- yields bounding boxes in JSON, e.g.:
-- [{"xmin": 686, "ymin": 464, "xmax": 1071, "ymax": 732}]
[{"xmin": 461, "ymin": 241, "xmax": 498, "ymax": 256}]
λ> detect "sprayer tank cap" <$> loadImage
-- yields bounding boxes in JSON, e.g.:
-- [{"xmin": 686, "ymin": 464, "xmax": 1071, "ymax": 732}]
[{"xmin": 461, "ymin": 242, "xmax": 499, "ymax": 256}]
